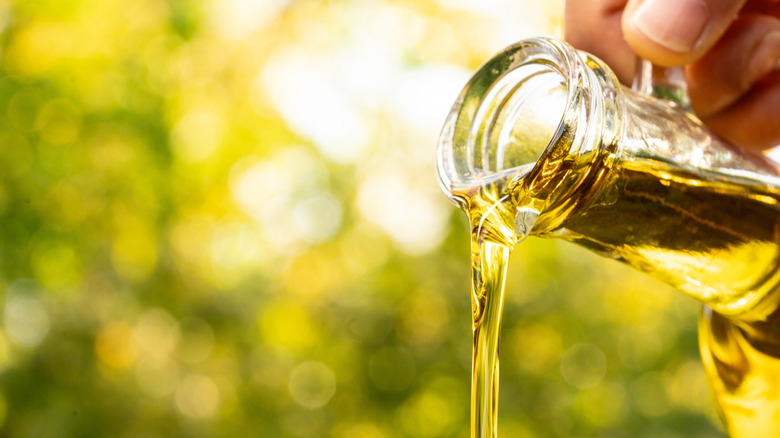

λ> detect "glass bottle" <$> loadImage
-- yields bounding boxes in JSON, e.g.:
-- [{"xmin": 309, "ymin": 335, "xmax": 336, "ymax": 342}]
[{"xmin": 436, "ymin": 36, "xmax": 780, "ymax": 437}]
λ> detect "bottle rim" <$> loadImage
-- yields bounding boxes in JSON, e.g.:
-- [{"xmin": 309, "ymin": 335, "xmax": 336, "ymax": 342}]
[{"xmin": 436, "ymin": 37, "xmax": 620, "ymax": 209}]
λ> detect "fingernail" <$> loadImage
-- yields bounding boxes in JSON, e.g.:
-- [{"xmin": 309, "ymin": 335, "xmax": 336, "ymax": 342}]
[
  {"xmin": 628, "ymin": 0, "xmax": 710, "ymax": 53},
  {"xmin": 748, "ymin": 32, "xmax": 780, "ymax": 82}
]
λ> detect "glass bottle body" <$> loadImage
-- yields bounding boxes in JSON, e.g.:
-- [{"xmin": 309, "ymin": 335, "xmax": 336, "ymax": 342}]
[
  {"xmin": 437, "ymin": 37, "xmax": 780, "ymax": 436},
  {"xmin": 537, "ymin": 90, "xmax": 780, "ymax": 320}
]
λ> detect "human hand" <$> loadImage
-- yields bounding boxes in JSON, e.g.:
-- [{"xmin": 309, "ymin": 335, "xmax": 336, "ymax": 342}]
[{"xmin": 564, "ymin": 0, "xmax": 780, "ymax": 150}]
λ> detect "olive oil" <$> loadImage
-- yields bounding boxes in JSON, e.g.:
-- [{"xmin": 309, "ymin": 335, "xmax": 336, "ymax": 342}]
[
  {"xmin": 449, "ymin": 152, "xmax": 780, "ymax": 438},
  {"xmin": 452, "ymin": 177, "xmax": 518, "ymax": 438},
  {"xmin": 551, "ymin": 157, "xmax": 780, "ymax": 318},
  {"xmin": 438, "ymin": 36, "xmax": 780, "ymax": 438}
]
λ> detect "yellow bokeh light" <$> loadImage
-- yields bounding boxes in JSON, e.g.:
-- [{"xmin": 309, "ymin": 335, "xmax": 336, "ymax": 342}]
[
  {"xmin": 170, "ymin": 106, "xmax": 225, "ymax": 163},
  {"xmin": 134, "ymin": 308, "xmax": 180, "ymax": 360},
  {"xmin": 356, "ymin": 165, "xmax": 449, "ymax": 255},
  {"xmin": 288, "ymin": 360, "xmax": 337, "ymax": 410},
  {"xmin": 398, "ymin": 390, "xmax": 455, "ymax": 438},
  {"xmin": 111, "ymin": 216, "xmax": 159, "ymax": 283},
  {"xmin": 560, "ymin": 343, "xmax": 607, "ymax": 389},
  {"xmin": 4, "ymin": 294, "xmax": 50, "ymax": 349},
  {"xmin": 209, "ymin": 221, "xmax": 264, "ymax": 289},
  {"xmin": 169, "ymin": 215, "xmax": 214, "ymax": 272},
  {"xmin": 283, "ymin": 248, "xmax": 345, "ymax": 298},
  {"xmin": 666, "ymin": 360, "xmax": 713, "ymax": 413},
  {"xmin": 96, "ymin": 322, "xmax": 139, "ymax": 369},
  {"xmin": 175, "ymin": 374, "xmax": 221, "ymax": 419},
  {"xmin": 29, "ymin": 242, "xmax": 82, "ymax": 292},
  {"xmin": 4, "ymin": 21, "xmax": 65, "ymax": 77},
  {"xmin": 258, "ymin": 301, "xmax": 318, "ymax": 351}
]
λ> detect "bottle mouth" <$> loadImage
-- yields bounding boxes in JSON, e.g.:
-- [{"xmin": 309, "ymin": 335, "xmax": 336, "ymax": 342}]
[{"xmin": 436, "ymin": 37, "xmax": 617, "ymax": 205}]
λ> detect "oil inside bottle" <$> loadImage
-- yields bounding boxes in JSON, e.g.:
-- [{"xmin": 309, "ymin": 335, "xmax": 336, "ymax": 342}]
[{"xmin": 449, "ymin": 146, "xmax": 780, "ymax": 437}]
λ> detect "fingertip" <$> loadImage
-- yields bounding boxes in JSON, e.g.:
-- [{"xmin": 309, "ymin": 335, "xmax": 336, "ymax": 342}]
[
  {"xmin": 622, "ymin": 0, "xmax": 746, "ymax": 66},
  {"xmin": 624, "ymin": 0, "xmax": 709, "ymax": 64}
]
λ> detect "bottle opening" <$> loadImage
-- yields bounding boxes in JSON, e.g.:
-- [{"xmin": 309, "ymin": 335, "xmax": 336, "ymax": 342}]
[
  {"xmin": 437, "ymin": 38, "xmax": 574, "ymax": 197},
  {"xmin": 487, "ymin": 64, "xmax": 567, "ymax": 173}
]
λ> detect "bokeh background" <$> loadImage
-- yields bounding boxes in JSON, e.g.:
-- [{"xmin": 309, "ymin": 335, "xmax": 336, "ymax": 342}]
[{"xmin": 0, "ymin": 0, "xmax": 728, "ymax": 437}]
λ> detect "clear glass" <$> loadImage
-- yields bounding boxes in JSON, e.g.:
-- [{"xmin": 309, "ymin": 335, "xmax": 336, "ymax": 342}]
[
  {"xmin": 437, "ymin": 36, "xmax": 780, "ymax": 437},
  {"xmin": 437, "ymin": 37, "xmax": 780, "ymax": 316}
]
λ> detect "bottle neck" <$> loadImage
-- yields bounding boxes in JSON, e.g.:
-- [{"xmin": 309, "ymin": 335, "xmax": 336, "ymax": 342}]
[
  {"xmin": 518, "ymin": 48, "xmax": 624, "ymax": 233},
  {"xmin": 435, "ymin": 37, "xmax": 626, "ymax": 242}
]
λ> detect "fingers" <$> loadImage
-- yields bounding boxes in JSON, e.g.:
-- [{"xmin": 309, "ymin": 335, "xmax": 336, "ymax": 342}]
[
  {"xmin": 622, "ymin": 0, "xmax": 748, "ymax": 66},
  {"xmin": 564, "ymin": 0, "xmax": 780, "ymax": 149},
  {"xmin": 564, "ymin": 0, "xmax": 636, "ymax": 83},
  {"xmin": 704, "ymin": 70, "xmax": 780, "ymax": 150},
  {"xmin": 687, "ymin": 14, "xmax": 780, "ymax": 119}
]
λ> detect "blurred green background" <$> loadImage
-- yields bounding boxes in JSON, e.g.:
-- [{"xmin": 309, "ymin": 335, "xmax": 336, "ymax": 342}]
[{"xmin": 0, "ymin": 0, "xmax": 726, "ymax": 437}]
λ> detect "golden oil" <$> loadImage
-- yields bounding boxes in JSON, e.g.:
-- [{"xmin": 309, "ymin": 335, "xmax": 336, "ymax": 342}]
[
  {"xmin": 440, "ymin": 36, "xmax": 780, "ymax": 438},
  {"xmin": 449, "ymin": 151, "xmax": 780, "ymax": 437}
]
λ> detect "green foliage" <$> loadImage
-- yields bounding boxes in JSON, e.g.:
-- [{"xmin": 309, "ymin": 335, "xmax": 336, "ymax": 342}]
[{"xmin": 0, "ymin": 0, "xmax": 724, "ymax": 437}]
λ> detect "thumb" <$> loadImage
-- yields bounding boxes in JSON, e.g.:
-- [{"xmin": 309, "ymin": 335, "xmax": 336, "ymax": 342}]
[{"xmin": 622, "ymin": 0, "xmax": 747, "ymax": 66}]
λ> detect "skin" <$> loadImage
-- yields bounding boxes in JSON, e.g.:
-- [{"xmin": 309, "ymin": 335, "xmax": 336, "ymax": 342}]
[{"xmin": 564, "ymin": 0, "xmax": 780, "ymax": 150}]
